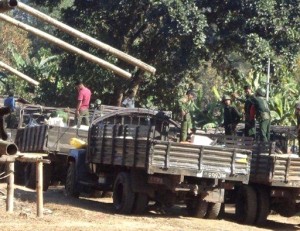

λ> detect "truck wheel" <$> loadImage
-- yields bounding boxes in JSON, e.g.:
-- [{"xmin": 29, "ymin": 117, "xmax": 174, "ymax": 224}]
[
  {"xmin": 65, "ymin": 162, "xmax": 79, "ymax": 198},
  {"xmin": 133, "ymin": 193, "xmax": 149, "ymax": 214},
  {"xmin": 276, "ymin": 200, "xmax": 296, "ymax": 217},
  {"xmin": 101, "ymin": 191, "xmax": 113, "ymax": 198},
  {"xmin": 113, "ymin": 172, "xmax": 135, "ymax": 214},
  {"xmin": 206, "ymin": 202, "xmax": 222, "ymax": 219},
  {"xmin": 255, "ymin": 187, "xmax": 270, "ymax": 225},
  {"xmin": 186, "ymin": 197, "xmax": 208, "ymax": 218},
  {"xmin": 25, "ymin": 163, "xmax": 52, "ymax": 191},
  {"xmin": 235, "ymin": 185, "xmax": 257, "ymax": 225}
]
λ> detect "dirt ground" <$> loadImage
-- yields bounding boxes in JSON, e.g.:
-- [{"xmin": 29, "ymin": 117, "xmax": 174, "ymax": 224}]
[{"xmin": 0, "ymin": 183, "xmax": 300, "ymax": 231}]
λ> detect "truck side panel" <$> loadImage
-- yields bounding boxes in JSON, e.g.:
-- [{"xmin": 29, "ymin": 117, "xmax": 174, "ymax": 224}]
[
  {"xmin": 88, "ymin": 123, "xmax": 251, "ymax": 183},
  {"xmin": 149, "ymin": 141, "xmax": 251, "ymax": 182},
  {"xmin": 251, "ymin": 153, "xmax": 300, "ymax": 187},
  {"xmin": 14, "ymin": 125, "xmax": 88, "ymax": 153},
  {"xmin": 88, "ymin": 124, "xmax": 150, "ymax": 168},
  {"xmin": 15, "ymin": 125, "xmax": 48, "ymax": 152}
]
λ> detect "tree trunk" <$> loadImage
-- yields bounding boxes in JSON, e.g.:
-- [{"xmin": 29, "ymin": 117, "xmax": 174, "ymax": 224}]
[{"xmin": 112, "ymin": 69, "xmax": 144, "ymax": 107}]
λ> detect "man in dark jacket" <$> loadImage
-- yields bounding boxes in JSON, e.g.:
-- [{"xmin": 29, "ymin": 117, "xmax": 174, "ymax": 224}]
[
  {"xmin": 243, "ymin": 86, "xmax": 256, "ymax": 138},
  {"xmin": 222, "ymin": 95, "xmax": 242, "ymax": 135},
  {"xmin": 252, "ymin": 88, "xmax": 271, "ymax": 142},
  {"xmin": 232, "ymin": 85, "xmax": 256, "ymax": 138}
]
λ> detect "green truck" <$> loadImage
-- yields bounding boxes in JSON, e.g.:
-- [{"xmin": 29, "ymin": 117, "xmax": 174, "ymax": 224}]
[
  {"xmin": 207, "ymin": 134, "xmax": 300, "ymax": 225},
  {"xmin": 66, "ymin": 108, "xmax": 252, "ymax": 218}
]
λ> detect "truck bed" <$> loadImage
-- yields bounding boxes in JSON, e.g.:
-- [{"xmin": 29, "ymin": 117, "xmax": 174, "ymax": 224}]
[
  {"xmin": 204, "ymin": 134, "xmax": 300, "ymax": 188},
  {"xmin": 15, "ymin": 125, "xmax": 88, "ymax": 154},
  {"xmin": 251, "ymin": 153, "xmax": 300, "ymax": 187},
  {"xmin": 88, "ymin": 124, "xmax": 252, "ymax": 183}
]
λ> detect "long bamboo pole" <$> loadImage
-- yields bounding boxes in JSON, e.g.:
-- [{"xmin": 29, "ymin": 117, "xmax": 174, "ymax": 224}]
[
  {"xmin": 0, "ymin": 14, "xmax": 131, "ymax": 79},
  {"xmin": 17, "ymin": 2, "xmax": 156, "ymax": 75},
  {"xmin": 0, "ymin": 61, "xmax": 39, "ymax": 86}
]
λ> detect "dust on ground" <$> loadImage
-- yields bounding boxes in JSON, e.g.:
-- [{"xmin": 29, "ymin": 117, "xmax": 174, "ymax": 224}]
[{"xmin": 0, "ymin": 183, "xmax": 300, "ymax": 231}]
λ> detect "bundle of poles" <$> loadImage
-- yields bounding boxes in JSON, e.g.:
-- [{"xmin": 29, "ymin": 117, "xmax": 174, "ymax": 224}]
[{"xmin": 0, "ymin": 0, "xmax": 156, "ymax": 84}]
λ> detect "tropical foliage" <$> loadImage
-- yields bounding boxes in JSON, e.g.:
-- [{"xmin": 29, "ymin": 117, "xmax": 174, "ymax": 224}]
[{"xmin": 0, "ymin": 0, "xmax": 299, "ymax": 126}]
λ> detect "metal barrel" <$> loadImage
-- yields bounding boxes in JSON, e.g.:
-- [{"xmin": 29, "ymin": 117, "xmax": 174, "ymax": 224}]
[
  {"xmin": 0, "ymin": 0, "xmax": 18, "ymax": 13},
  {"xmin": 0, "ymin": 140, "xmax": 18, "ymax": 156}
]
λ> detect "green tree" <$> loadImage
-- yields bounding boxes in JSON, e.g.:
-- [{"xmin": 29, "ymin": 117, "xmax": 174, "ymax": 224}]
[
  {"xmin": 7, "ymin": 0, "xmax": 300, "ymax": 127},
  {"xmin": 50, "ymin": 0, "xmax": 208, "ymax": 109}
]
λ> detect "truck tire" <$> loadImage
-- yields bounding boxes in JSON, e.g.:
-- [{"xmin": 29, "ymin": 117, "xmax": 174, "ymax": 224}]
[
  {"xmin": 235, "ymin": 185, "xmax": 257, "ymax": 225},
  {"xmin": 101, "ymin": 191, "xmax": 113, "ymax": 198},
  {"xmin": 276, "ymin": 200, "xmax": 296, "ymax": 217},
  {"xmin": 65, "ymin": 162, "xmax": 79, "ymax": 198},
  {"xmin": 255, "ymin": 187, "xmax": 270, "ymax": 225},
  {"xmin": 186, "ymin": 197, "xmax": 208, "ymax": 218},
  {"xmin": 133, "ymin": 193, "xmax": 149, "ymax": 214},
  {"xmin": 113, "ymin": 172, "xmax": 135, "ymax": 214},
  {"xmin": 206, "ymin": 202, "xmax": 222, "ymax": 219},
  {"xmin": 25, "ymin": 163, "xmax": 52, "ymax": 191}
]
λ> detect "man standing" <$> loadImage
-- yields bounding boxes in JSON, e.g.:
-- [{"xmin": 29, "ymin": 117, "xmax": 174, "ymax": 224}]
[
  {"xmin": 4, "ymin": 91, "xmax": 18, "ymax": 129},
  {"xmin": 252, "ymin": 88, "xmax": 271, "ymax": 142},
  {"xmin": 222, "ymin": 95, "xmax": 242, "ymax": 135},
  {"xmin": 75, "ymin": 81, "xmax": 91, "ymax": 128},
  {"xmin": 4, "ymin": 91, "xmax": 15, "ymax": 112},
  {"xmin": 179, "ymin": 90, "xmax": 197, "ymax": 142},
  {"xmin": 232, "ymin": 85, "xmax": 256, "ymax": 138},
  {"xmin": 243, "ymin": 86, "xmax": 256, "ymax": 138}
]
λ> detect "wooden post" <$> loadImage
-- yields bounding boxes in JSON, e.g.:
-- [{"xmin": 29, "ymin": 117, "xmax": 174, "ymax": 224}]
[
  {"xmin": 0, "ymin": 13, "xmax": 132, "ymax": 80},
  {"xmin": 6, "ymin": 161, "xmax": 14, "ymax": 212},
  {"xmin": 36, "ymin": 160, "xmax": 43, "ymax": 218}
]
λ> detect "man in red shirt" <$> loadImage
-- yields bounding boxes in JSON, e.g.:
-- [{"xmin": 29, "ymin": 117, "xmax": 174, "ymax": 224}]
[{"xmin": 75, "ymin": 80, "xmax": 91, "ymax": 128}]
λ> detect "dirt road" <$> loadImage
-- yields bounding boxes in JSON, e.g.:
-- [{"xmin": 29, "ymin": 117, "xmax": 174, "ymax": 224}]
[{"xmin": 0, "ymin": 184, "xmax": 300, "ymax": 231}]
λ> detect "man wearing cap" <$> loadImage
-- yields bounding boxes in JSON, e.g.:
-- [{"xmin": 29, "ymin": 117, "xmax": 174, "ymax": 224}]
[
  {"xmin": 179, "ymin": 90, "xmax": 197, "ymax": 142},
  {"xmin": 222, "ymin": 95, "xmax": 242, "ymax": 135},
  {"xmin": 252, "ymin": 88, "xmax": 271, "ymax": 142},
  {"xmin": 295, "ymin": 102, "xmax": 300, "ymax": 155},
  {"xmin": 75, "ymin": 80, "xmax": 92, "ymax": 128}
]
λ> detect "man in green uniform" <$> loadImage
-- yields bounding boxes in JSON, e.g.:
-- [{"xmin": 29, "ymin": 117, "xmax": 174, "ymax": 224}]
[
  {"xmin": 295, "ymin": 102, "xmax": 300, "ymax": 155},
  {"xmin": 252, "ymin": 88, "xmax": 271, "ymax": 142},
  {"xmin": 179, "ymin": 90, "xmax": 197, "ymax": 142},
  {"xmin": 222, "ymin": 95, "xmax": 242, "ymax": 135}
]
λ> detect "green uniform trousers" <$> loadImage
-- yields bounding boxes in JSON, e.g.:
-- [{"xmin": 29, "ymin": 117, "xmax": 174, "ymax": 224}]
[
  {"xmin": 259, "ymin": 119, "xmax": 270, "ymax": 142},
  {"xmin": 180, "ymin": 118, "xmax": 192, "ymax": 142},
  {"xmin": 76, "ymin": 109, "xmax": 90, "ymax": 128}
]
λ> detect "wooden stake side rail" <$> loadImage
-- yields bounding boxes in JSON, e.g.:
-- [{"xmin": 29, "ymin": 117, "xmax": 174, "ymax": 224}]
[{"xmin": 0, "ymin": 153, "xmax": 50, "ymax": 217}]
